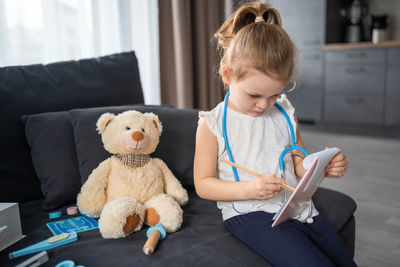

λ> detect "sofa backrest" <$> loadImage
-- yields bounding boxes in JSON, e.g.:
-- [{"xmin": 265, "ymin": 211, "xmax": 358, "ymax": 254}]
[{"xmin": 0, "ymin": 51, "xmax": 144, "ymax": 203}]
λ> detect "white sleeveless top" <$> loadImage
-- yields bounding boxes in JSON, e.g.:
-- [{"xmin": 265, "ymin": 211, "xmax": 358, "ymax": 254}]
[{"xmin": 199, "ymin": 94, "xmax": 319, "ymax": 221}]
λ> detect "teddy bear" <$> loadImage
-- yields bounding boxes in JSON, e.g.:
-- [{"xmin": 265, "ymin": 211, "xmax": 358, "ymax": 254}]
[{"xmin": 77, "ymin": 110, "xmax": 188, "ymax": 238}]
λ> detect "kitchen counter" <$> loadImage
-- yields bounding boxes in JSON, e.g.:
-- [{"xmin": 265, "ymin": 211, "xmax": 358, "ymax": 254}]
[{"xmin": 323, "ymin": 40, "xmax": 400, "ymax": 51}]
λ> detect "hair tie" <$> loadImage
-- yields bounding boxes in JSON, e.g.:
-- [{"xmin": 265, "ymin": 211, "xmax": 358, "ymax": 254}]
[{"xmin": 255, "ymin": 16, "xmax": 265, "ymax": 23}]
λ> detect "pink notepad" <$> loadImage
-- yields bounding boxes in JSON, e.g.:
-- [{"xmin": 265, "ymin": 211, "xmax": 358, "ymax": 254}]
[
  {"xmin": 272, "ymin": 158, "xmax": 318, "ymax": 227},
  {"xmin": 272, "ymin": 147, "xmax": 341, "ymax": 227}
]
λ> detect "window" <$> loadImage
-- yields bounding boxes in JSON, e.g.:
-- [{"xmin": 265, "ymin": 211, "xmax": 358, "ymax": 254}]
[{"xmin": 0, "ymin": 0, "xmax": 160, "ymax": 104}]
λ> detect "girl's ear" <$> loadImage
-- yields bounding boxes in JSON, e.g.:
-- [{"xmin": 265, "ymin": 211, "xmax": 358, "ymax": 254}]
[{"xmin": 220, "ymin": 65, "xmax": 232, "ymax": 85}]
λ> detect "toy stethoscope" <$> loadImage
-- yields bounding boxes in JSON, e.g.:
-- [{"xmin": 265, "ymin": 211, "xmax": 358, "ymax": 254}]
[{"xmin": 222, "ymin": 91, "xmax": 314, "ymax": 223}]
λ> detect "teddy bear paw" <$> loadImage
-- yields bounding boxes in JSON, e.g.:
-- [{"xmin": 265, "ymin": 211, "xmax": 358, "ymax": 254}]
[
  {"xmin": 123, "ymin": 214, "xmax": 142, "ymax": 234},
  {"xmin": 175, "ymin": 189, "xmax": 189, "ymax": 206},
  {"xmin": 98, "ymin": 197, "xmax": 145, "ymax": 238}
]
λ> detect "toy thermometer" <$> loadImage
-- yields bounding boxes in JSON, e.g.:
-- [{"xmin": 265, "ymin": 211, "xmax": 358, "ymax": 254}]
[{"xmin": 9, "ymin": 232, "xmax": 77, "ymax": 259}]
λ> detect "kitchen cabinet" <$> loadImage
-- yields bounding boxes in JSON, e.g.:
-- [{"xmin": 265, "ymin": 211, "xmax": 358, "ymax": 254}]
[
  {"xmin": 325, "ymin": 48, "xmax": 385, "ymax": 64},
  {"xmin": 288, "ymin": 50, "xmax": 323, "ymax": 121},
  {"xmin": 324, "ymin": 48, "xmax": 386, "ymax": 125},
  {"xmin": 324, "ymin": 46, "xmax": 400, "ymax": 126},
  {"xmin": 325, "ymin": 63, "xmax": 385, "ymax": 94},
  {"xmin": 324, "ymin": 94, "xmax": 384, "ymax": 124},
  {"xmin": 271, "ymin": 0, "xmax": 325, "ymax": 122},
  {"xmin": 385, "ymin": 48, "xmax": 400, "ymax": 126}
]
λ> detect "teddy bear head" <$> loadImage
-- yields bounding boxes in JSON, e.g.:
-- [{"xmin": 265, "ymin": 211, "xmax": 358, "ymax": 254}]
[{"xmin": 96, "ymin": 110, "xmax": 163, "ymax": 155}]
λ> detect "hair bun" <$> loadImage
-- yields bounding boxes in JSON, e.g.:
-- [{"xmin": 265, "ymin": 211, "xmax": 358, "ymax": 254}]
[
  {"xmin": 214, "ymin": 2, "xmax": 282, "ymax": 50},
  {"xmin": 261, "ymin": 9, "xmax": 282, "ymax": 26}
]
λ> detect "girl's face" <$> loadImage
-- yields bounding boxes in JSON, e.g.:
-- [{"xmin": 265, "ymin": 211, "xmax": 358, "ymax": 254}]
[{"xmin": 224, "ymin": 68, "xmax": 285, "ymax": 117}]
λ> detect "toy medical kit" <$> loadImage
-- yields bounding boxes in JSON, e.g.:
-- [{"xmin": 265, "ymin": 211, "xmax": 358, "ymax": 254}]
[
  {"xmin": 221, "ymin": 92, "xmax": 310, "ymax": 215},
  {"xmin": 66, "ymin": 206, "xmax": 78, "ymax": 215},
  {"xmin": 55, "ymin": 260, "xmax": 75, "ymax": 267},
  {"xmin": 143, "ymin": 223, "xmax": 166, "ymax": 255},
  {"xmin": 55, "ymin": 259, "xmax": 85, "ymax": 267},
  {"xmin": 46, "ymin": 216, "xmax": 98, "ymax": 235},
  {"xmin": 272, "ymin": 147, "xmax": 341, "ymax": 227},
  {"xmin": 0, "ymin": 203, "xmax": 24, "ymax": 252},
  {"xmin": 9, "ymin": 232, "xmax": 77, "ymax": 259},
  {"xmin": 49, "ymin": 211, "xmax": 62, "ymax": 219},
  {"xmin": 14, "ymin": 251, "xmax": 49, "ymax": 267}
]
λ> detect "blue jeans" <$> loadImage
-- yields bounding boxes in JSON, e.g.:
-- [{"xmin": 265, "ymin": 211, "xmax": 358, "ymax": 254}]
[{"xmin": 224, "ymin": 211, "xmax": 357, "ymax": 267}]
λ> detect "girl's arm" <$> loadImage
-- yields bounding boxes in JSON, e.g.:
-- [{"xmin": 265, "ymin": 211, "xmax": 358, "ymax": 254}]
[{"xmin": 194, "ymin": 118, "xmax": 284, "ymax": 202}]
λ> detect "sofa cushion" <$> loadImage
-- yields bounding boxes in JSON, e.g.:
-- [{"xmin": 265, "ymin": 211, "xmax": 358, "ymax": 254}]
[
  {"xmin": 21, "ymin": 111, "xmax": 82, "ymax": 210},
  {"xmin": 69, "ymin": 105, "xmax": 198, "ymax": 188},
  {"xmin": 18, "ymin": 104, "xmax": 197, "ymax": 210},
  {"xmin": 0, "ymin": 51, "xmax": 144, "ymax": 203},
  {"xmin": 313, "ymin": 187, "xmax": 357, "ymax": 232}
]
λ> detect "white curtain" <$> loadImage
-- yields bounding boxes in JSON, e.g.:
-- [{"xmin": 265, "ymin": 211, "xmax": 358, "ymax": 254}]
[{"xmin": 0, "ymin": 0, "xmax": 160, "ymax": 105}]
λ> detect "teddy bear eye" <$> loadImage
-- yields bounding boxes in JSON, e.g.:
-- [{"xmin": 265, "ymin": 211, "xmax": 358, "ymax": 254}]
[
  {"xmin": 141, "ymin": 128, "xmax": 145, "ymax": 133},
  {"xmin": 125, "ymin": 127, "xmax": 131, "ymax": 130}
]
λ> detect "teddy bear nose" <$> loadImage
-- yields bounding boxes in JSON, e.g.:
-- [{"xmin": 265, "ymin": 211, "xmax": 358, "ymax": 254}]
[{"xmin": 131, "ymin": 131, "xmax": 144, "ymax": 141}]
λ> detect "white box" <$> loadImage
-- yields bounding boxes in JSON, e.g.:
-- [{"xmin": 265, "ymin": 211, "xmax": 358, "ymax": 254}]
[{"xmin": 0, "ymin": 203, "xmax": 24, "ymax": 252}]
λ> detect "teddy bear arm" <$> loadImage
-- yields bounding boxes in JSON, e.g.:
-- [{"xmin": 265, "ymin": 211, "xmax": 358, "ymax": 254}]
[
  {"xmin": 77, "ymin": 159, "xmax": 112, "ymax": 217},
  {"xmin": 154, "ymin": 158, "xmax": 188, "ymax": 206}
]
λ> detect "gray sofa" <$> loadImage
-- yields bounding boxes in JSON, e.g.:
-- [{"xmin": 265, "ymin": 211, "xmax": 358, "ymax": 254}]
[{"xmin": 0, "ymin": 51, "xmax": 357, "ymax": 266}]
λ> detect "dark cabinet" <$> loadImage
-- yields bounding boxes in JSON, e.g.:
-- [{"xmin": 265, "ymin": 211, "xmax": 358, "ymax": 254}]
[
  {"xmin": 385, "ymin": 48, "xmax": 400, "ymax": 126},
  {"xmin": 288, "ymin": 50, "xmax": 323, "ymax": 121},
  {"xmin": 324, "ymin": 48, "xmax": 386, "ymax": 125},
  {"xmin": 325, "ymin": 64, "xmax": 385, "ymax": 94},
  {"xmin": 324, "ymin": 94, "xmax": 384, "ymax": 124}
]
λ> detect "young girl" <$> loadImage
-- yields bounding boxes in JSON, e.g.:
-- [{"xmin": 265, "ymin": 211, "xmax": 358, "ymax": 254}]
[{"xmin": 193, "ymin": 2, "xmax": 356, "ymax": 267}]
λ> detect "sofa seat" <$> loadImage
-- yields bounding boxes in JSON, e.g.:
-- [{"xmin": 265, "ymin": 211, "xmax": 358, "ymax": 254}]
[{"xmin": 0, "ymin": 187, "xmax": 356, "ymax": 267}]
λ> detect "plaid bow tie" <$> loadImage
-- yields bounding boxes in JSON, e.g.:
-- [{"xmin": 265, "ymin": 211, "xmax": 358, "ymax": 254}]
[{"xmin": 114, "ymin": 154, "xmax": 151, "ymax": 167}]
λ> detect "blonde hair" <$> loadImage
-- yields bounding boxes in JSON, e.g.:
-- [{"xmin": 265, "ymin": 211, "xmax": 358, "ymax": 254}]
[{"xmin": 215, "ymin": 1, "xmax": 297, "ymax": 85}]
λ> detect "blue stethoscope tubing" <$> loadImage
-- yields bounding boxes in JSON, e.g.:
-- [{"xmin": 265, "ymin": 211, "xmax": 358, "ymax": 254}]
[
  {"xmin": 222, "ymin": 92, "xmax": 313, "ymax": 221},
  {"xmin": 222, "ymin": 91, "xmax": 309, "ymax": 178},
  {"xmin": 222, "ymin": 92, "xmax": 240, "ymax": 182}
]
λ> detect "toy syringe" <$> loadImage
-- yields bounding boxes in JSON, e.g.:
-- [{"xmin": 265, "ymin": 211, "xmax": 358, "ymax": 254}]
[
  {"xmin": 143, "ymin": 224, "xmax": 166, "ymax": 255},
  {"xmin": 9, "ymin": 232, "xmax": 77, "ymax": 259}
]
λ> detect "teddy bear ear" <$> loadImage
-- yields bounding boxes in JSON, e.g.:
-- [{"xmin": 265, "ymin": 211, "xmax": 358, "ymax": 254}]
[
  {"xmin": 96, "ymin": 113, "xmax": 115, "ymax": 134},
  {"xmin": 145, "ymin": 112, "xmax": 163, "ymax": 135}
]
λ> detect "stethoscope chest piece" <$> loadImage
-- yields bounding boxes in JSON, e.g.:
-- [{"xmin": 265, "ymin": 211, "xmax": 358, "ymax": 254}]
[{"xmin": 232, "ymin": 200, "xmax": 253, "ymax": 214}]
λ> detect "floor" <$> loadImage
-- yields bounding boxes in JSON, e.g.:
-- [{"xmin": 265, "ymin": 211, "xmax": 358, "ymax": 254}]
[{"xmin": 300, "ymin": 123, "xmax": 400, "ymax": 267}]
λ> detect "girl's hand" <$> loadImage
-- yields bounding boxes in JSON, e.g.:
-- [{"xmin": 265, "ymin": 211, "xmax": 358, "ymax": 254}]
[
  {"xmin": 325, "ymin": 148, "xmax": 348, "ymax": 178},
  {"xmin": 245, "ymin": 174, "xmax": 285, "ymax": 200}
]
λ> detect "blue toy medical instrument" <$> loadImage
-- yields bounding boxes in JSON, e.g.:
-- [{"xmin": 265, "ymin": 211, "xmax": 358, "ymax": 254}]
[
  {"xmin": 46, "ymin": 215, "xmax": 98, "ymax": 235},
  {"xmin": 54, "ymin": 260, "xmax": 85, "ymax": 267},
  {"xmin": 9, "ymin": 232, "xmax": 77, "ymax": 259},
  {"xmin": 143, "ymin": 223, "xmax": 167, "ymax": 255},
  {"xmin": 222, "ymin": 92, "xmax": 313, "ymax": 222},
  {"xmin": 49, "ymin": 211, "xmax": 62, "ymax": 219}
]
